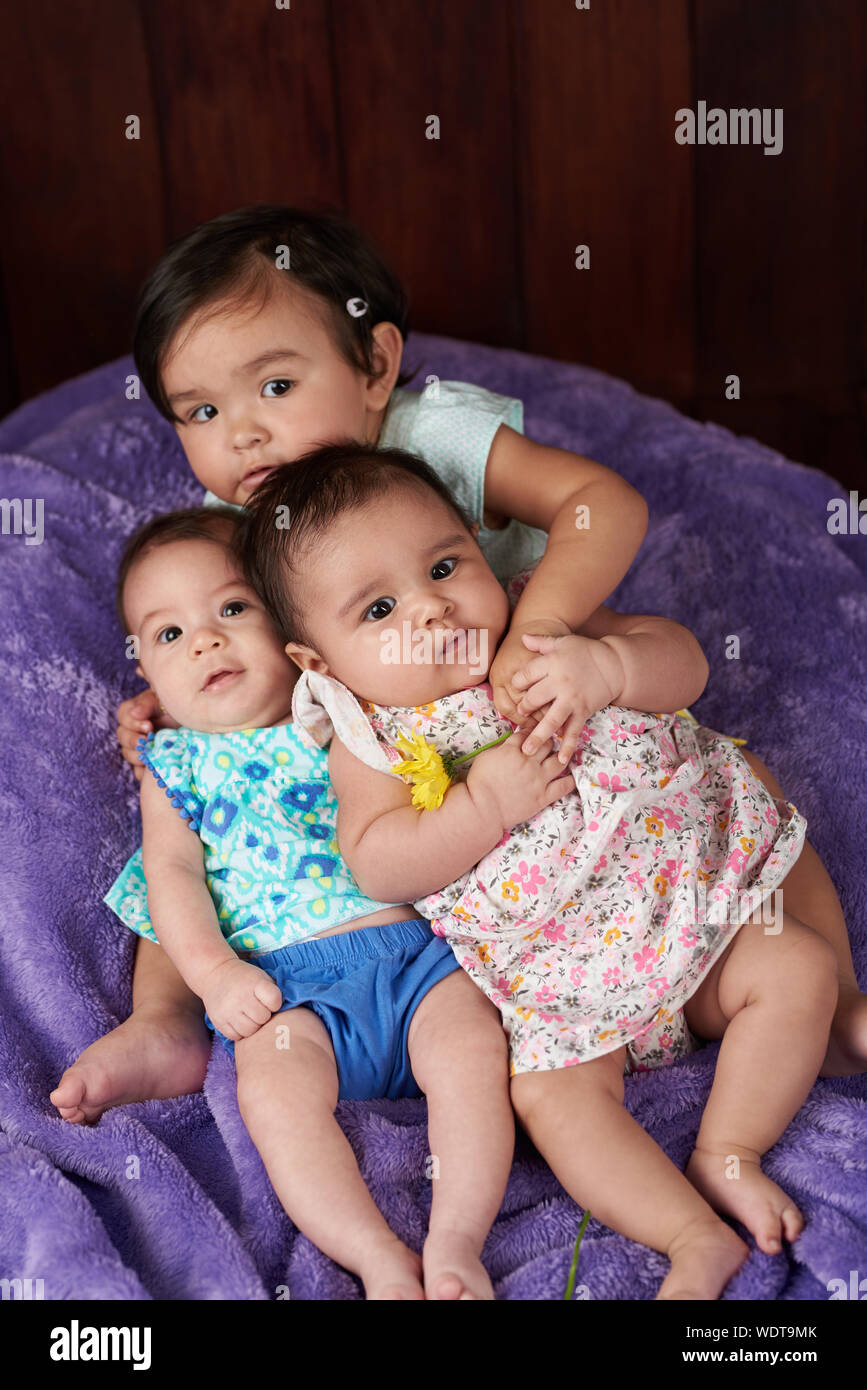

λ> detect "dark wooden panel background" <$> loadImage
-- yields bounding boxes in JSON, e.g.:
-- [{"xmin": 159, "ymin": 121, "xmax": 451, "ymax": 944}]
[{"xmin": 0, "ymin": 0, "xmax": 864, "ymax": 488}]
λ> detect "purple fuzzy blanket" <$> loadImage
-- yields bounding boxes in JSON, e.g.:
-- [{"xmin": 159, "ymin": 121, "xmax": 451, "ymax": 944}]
[{"xmin": 1, "ymin": 333, "xmax": 865, "ymax": 1300}]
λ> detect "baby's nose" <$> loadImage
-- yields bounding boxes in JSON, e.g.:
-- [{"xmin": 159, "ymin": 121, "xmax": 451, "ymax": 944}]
[
  {"xmin": 191, "ymin": 628, "xmax": 223, "ymax": 654},
  {"xmin": 415, "ymin": 590, "xmax": 451, "ymax": 622}
]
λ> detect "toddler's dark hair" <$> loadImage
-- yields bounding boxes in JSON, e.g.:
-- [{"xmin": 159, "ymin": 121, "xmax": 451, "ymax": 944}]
[
  {"xmin": 116, "ymin": 505, "xmax": 247, "ymax": 633},
  {"xmin": 133, "ymin": 204, "xmax": 416, "ymax": 423},
  {"xmin": 241, "ymin": 441, "xmax": 475, "ymax": 650}
]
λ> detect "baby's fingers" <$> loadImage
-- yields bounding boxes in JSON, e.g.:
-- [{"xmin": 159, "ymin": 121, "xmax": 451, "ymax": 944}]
[
  {"xmin": 521, "ymin": 701, "xmax": 567, "ymax": 754},
  {"xmin": 514, "ymin": 724, "xmax": 552, "ymax": 761},
  {"xmin": 493, "ymin": 690, "xmax": 519, "ymax": 723},
  {"xmin": 119, "ymin": 688, "xmax": 159, "ymax": 730},
  {"xmin": 231, "ymin": 1013, "xmax": 261, "ymax": 1039},
  {"xmin": 554, "ymin": 713, "xmax": 587, "ymax": 766},
  {"xmin": 255, "ymin": 977, "xmax": 284, "ymax": 1014},
  {"xmin": 516, "ymin": 679, "xmax": 555, "ymax": 716},
  {"xmin": 543, "ymin": 771, "xmax": 576, "ymax": 807},
  {"xmin": 510, "ymin": 657, "xmax": 549, "ymax": 692}
]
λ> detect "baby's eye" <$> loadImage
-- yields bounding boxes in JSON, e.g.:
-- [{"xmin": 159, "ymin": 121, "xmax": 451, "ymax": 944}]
[
  {"xmin": 431, "ymin": 557, "xmax": 457, "ymax": 580},
  {"xmin": 221, "ymin": 600, "xmax": 247, "ymax": 618},
  {"xmin": 362, "ymin": 597, "xmax": 396, "ymax": 622},
  {"xmin": 157, "ymin": 625, "xmax": 182, "ymax": 644},
  {"xmin": 189, "ymin": 404, "xmax": 217, "ymax": 424},
  {"xmin": 262, "ymin": 379, "xmax": 293, "ymax": 398}
]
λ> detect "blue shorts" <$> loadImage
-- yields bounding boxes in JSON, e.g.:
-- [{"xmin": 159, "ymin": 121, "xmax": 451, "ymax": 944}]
[{"xmin": 205, "ymin": 918, "xmax": 460, "ymax": 1100}]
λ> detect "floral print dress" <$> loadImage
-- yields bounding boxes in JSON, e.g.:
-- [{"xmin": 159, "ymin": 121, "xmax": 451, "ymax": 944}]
[{"xmin": 291, "ymin": 670, "xmax": 807, "ymax": 1077}]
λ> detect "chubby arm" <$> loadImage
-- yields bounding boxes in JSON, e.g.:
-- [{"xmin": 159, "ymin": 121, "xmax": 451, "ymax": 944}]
[
  {"xmin": 514, "ymin": 604, "xmax": 710, "ymax": 760},
  {"xmin": 485, "ymin": 426, "xmax": 649, "ymax": 717},
  {"xmin": 581, "ymin": 605, "xmax": 710, "ymax": 711},
  {"xmin": 328, "ymin": 727, "xmax": 573, "ymax": 905},
  {"xmin": 140, "ymin": 774, "xmax": 281, "ymax": 1038}
]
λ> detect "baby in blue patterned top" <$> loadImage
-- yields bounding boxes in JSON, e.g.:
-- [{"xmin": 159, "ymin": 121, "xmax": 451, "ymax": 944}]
[{"xmin": 106, "ymin": 502, "xmax": 526, "ymax": 1301}]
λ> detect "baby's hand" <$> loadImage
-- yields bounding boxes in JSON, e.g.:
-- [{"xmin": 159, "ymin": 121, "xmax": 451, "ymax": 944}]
[
  {"xmin": 467, "ymin": 725, "xmax": 575, "ymax": 833},
  {"xmin": 511, "ymin": 633, "xmax": 624, "ymax": 763},
  {"xmin": 116, "ymin": 688, "xmax": 176, "ymax": 781},
  {"xmin": 198, "ymin": 958, "xmax": 284, "ymax": 1042},
  {"xmin": 489, "ymin": 617, "xmax": 572, "ymax": 724}
]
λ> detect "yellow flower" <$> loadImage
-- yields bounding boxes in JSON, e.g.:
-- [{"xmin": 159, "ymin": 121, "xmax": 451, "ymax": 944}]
[
  {"xmin": 603, "ymin": 926, "xmax": 621, "ymax": 944},
  {"xmin": 502, "ymin": 880, "xmax": 520, "ymax": 902},
  {"xmin": 653, "ymin": 875, "xmax": 667, "ymax": 896},
  {"xmin": 645, "ymin": 815, "xmax": 664, "ymax": 837},
  {"xmin": 391, "ymin": 733, "xmax": 451, "ymax": 810},
  {"xmin": 739, "ymin": 836, "xmax": 755, "ymax": 854}
]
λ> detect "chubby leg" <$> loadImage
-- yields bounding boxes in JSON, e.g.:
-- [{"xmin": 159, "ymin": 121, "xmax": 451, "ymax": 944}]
[
  {"xmin": 683, "ymin": 910, "xmax": 838, "ymax": 1252},
  {"xmin": 406, "ymin": 970, "xmax": 514, "ymax": 1300},
  {"xmin": 511, "ymin": 1049, "xmax": 748, "ymax": 1300},
  {"xmin": 51, "ymin": 936, "xmax": 211, "ymax": 1123},
  {"xmin": 743, "ymin": 749, "xmax": 867, "ymax": 1074},
  {"xmin": 236, "ymin": 1006, "xmax": 424, "ymax": 1301}
]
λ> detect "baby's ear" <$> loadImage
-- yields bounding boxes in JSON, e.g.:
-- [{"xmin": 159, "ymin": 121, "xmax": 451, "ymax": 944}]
[
  {"xmin": 284, "ymin": 640, "xmax": 332, "ymax": 676},
  {"xmin": 468, "ymin": 521, "xmax": 480, "ymax": 540}
]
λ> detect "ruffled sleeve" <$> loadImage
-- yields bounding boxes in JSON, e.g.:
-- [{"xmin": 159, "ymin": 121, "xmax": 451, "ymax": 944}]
[
  {"xmin": 291, "ymin": 670, "xmax": 393, "ymax": 774},
  {"xmin": 137, "ymin": 727, "xmax": 205, "ymax": 831},
  {"xmin": 103, "ymin": 846, "xmax": 158, "ymax": 943}
]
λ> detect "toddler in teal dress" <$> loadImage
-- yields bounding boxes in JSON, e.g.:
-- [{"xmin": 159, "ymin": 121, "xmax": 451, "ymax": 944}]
[{"xmin": 104, "ymin": 501, "xmax": 517, "ymax": 1301}]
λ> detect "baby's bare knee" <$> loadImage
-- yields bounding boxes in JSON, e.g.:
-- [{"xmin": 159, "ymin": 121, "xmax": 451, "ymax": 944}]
[
  {"xmin": 511, "ymin": 1051, "xmax": 624, "ymax": 1126},
  {"xmin": 773, "ymin": 924, "xmax": 839, "ymax": 1008},
  {"xmin": 236, "ymin": 1020, "xmax": 337, "ymax": 1125},
  {"xmin": 411, "ymin": 995, "xmax": 509, "ymax": 1095}
]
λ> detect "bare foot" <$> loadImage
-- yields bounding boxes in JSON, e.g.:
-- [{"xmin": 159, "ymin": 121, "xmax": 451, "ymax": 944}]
[
  {"xmin": 657, "ymin": 1216, "xmax": 749, "ymax": 1300},
  {"xmin": 50, "ymin": 1002, "xmax": 211, "ymax": 1123},
  {"xmin": 422, "ymin": 1228, "xmax": 495, "ymax": 1300},
  {"xmin": 359, "ymin": 1235, "xmax": 426, "ymax": 1300},
  {"xmin": 820, "ymin": 987, "xmax": 867, "ymax": 1077},
  {"xmin": 685, "ymin": 1145, "xmax": 804, "ymax": 1255}
]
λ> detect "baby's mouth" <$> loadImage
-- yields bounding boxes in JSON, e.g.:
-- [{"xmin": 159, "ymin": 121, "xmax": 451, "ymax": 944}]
[
  {"xmin": 241, "ymin": 466, "xmax": 276, "ymax": 491},
  {"xmin": 202, "ymin": 668, "xmax": 243, "ymax": 692}
]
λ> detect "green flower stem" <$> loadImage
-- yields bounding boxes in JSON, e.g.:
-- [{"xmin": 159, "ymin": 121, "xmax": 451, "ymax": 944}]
[
  {"xmin": 563, "ymin": 1209, "xmax": 591, "ymax": 1300},
  {"xmin": 446, "ymin": 730, "xmax": 512, "ymax": 772}
]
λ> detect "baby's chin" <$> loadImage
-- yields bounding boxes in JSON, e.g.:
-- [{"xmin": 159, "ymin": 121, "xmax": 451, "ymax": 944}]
[
  {"xmin": 361, "ymin": 665, "xmax": 492, "ymax": 707},
  {"xmin": 168, "ymin": 702, "xmax": 269, "ymax": 734}
]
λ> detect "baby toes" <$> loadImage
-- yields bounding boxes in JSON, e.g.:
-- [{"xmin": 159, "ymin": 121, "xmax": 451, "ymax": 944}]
[{"xmin": 781, "ymin": 1203, "xmax": 805, "ymax": 1243}]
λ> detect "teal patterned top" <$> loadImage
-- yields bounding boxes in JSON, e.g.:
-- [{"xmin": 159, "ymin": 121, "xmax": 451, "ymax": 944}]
[{"xmin": 103, "ymin": 722, "xmax": 389, "ymax": 953}]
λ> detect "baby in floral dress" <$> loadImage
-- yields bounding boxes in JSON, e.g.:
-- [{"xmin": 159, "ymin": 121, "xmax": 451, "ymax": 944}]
[{"xmin": 244, "ymin": 441, "xmax": 841, "ymax": 1300}]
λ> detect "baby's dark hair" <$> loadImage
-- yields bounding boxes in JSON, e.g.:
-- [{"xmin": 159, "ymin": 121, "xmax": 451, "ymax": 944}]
[
  {"xmin": 115, "ymin": 505, "xmax": 247, "ymax": 633},
  {"xmin": 133, "ymin": 203, "xmax": 416, "ymax": 424},
  {"xmin": 241, "ymin": 441, "xmax": 475, "ymax": 650}
]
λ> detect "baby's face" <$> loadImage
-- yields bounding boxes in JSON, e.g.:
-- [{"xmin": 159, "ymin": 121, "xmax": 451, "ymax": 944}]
[
  {"xmin": 287, "ymin": 489, "xmax": 511, "ymax": 706},
  {"xmin": 124, "ymin": 538, "xmax": 297, "ymax": 732},
  {"xmin": 161, "ymin": 275, "xmax": 392, "ymax": 506}
]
